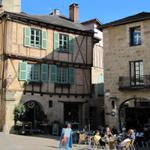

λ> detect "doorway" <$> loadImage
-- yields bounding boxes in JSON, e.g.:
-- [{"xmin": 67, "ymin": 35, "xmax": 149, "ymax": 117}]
[
  {"xmin": 64, "ymin": 102, "xmax": 81, "ymax": 129},
  {"xmin": 23, "ymin": 101, "xmax": 46, "ymax": 129}
]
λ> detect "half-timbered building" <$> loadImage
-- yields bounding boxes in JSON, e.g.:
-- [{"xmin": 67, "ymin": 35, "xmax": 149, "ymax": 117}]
[{"xmin": 0, "ymin": 1, "xmax": 94, "ymax": 133}]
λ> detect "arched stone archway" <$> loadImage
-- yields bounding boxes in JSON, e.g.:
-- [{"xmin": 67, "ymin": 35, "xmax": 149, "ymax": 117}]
[
  {"xmin": 23, "ymin": 100, "xmax": 47, "ymax": 129},
  {"xmin": 118, "ymin": 97, "xmax": 150, "ymax": 130}
]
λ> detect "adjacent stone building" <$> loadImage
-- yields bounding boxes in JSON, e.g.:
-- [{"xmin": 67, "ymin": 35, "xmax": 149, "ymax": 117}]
[
  {"xmin": 0, "ymin": 1, "xmax": 95, "ymax": 133},
  {"xmin": 102, "ymin": 12, "xmax": 150, "ymax": 130}
]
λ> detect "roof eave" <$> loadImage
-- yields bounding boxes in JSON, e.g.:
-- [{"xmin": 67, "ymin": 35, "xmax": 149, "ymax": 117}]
[
  {"xmin": 0, "ymin": 11, "xmax": 93, "ymax": 36},
  {"xmin": 101, "ymin": 16, "xmax": 150, "ymax": 30}
]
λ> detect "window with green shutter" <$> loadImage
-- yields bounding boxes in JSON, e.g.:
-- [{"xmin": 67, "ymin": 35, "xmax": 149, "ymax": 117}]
[
  {"xmin": 19, "ymin": 62, "xmax": 27, "ymax": 81},
  {"xmin": 41, "ymin": 64, "xmax": 48, "ymax": 82},
  {"xmin": 54, "ymin": 32, "xmax": 74, "ymax": 53},
  {"xmin": 59, "ymin": 34, "xmax": 69, "ymax": 52},
  {"xmin": 24, "ymin": 27, "xmax": 47, "ymax": 49},
  {"xmin": 50, "ymin": 65, "xmax": 75, "ymax": 84},
  {"xmin": 30, "ymin": 28, "xmax": 41, "ymax": 48},
  {"xmin": 27, "ymin": 64, "xmax": 40, "ymax": 82}
]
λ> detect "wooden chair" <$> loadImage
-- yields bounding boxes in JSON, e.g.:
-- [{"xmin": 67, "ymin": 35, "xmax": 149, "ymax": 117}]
[
  {"xmin": 92, "ymin": 135, "xmax": 101, "ymax": 149},
  {"xmin": 79, "ymin": 133, "xmax": 88, "ymax": 144},
  {"xmin": 118, "ymin": 141, "xmax": 131, "ymax": 150},
  {"xmin": 129, "ymin": 140, "xmax": 136, "ymax": 150},
  {"xmin": 109, "ymin": 140, "xmax": 117, "ymax": 150},
  {"xmin": 123, "ymin": 141, "xmax": 131, "ymax": 150}
]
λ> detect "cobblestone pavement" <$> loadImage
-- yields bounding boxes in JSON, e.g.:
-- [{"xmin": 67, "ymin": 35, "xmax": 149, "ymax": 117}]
[{"xmin": 0, "ymin": 132, "xmax": 149, "ymax": 150}]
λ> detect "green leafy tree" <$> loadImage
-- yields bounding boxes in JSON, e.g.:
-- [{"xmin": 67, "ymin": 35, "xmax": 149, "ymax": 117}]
[{"xmin": 14, "ymin": 104, "xmax": 26, "ymax": 124}]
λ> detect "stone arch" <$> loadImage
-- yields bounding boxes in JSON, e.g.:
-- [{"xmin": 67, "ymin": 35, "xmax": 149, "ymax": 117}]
[
  {"xmin": 118, "ymin": 97, "xmax": 150, "ymax": 130},
  {"xmin": 23, "ymin": 100, "xmax": 47, "ymax": 129}
]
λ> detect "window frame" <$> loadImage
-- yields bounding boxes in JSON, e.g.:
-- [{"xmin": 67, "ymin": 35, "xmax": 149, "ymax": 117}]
[
  {"xmin": 57, "ymin": 67, "xmax": 69, "ymax": 84},
  {"xmin": 27, "ymin": 63, "xmax": 41, "ymax": 82},
  {"xmin": 129, "ymin": 26, "xmax": 142, "ymax": 46},
  {"xmin": 129, "ymin": 60, "xmax": 144, "ymax": 86},
  {"xmin": 30, "ymin": 28, "xmax": 42, "ymax": 48},
  {"xmin": 59, "ymin": 34, "xmax": 69, "ymax": 53}
]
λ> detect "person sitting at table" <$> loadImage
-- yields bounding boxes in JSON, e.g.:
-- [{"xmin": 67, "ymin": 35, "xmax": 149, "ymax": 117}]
[
  {"xmin": 103, "ymin": 127, "xmax": 115, "ymax": 149},
  {"xmin": 104, "ymin": 127, "xmax": 113, "ymax": 142},
  {"xmin": 127, "ymin": 129, "xmax": 136, "ymax": 140},
  {"xmin": 117, "ymin": 138, "xmax": 131, "ymax": 149},
  {"xmin": 93, "ymin": 130, "xmax": 101, "ymax": 145},
  {"xmin": 117, "ymin": 129, "xmax": 135, "ymax": 149}
]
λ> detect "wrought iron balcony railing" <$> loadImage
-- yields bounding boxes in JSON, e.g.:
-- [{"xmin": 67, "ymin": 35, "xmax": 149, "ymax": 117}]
[{"xmin": 119, "ymin": 75, "xmax": 150, "ymax": 90}]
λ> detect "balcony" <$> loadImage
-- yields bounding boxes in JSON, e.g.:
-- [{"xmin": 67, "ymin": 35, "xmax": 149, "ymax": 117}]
[{"xmin": 119, "ymin": 75, "xmax": 150, "ymax": 90}]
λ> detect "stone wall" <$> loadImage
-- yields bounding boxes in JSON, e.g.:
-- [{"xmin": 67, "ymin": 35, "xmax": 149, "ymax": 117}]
[{"xmin": 103, "ymin": 19, "xmax": 150, "ymax": 128}]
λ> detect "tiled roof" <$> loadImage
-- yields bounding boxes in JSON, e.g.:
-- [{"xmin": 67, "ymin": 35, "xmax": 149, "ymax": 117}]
[
  {"xmin": 101, "ymin": 12, "xmax": 150, "ymax": 29},
  {"xmin": 0, "ymin": 11, "xmax": 90, "ymax": 32}
]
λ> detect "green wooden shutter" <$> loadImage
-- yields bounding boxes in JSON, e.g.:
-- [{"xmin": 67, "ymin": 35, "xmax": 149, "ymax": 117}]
[
  {"xmin": 42, "ymin": 30, "xmax": 48, "ymax": 49},
  {"xmin": 54, "ymin": 32, "xmax": 59, "ymax": 51},
  {"xmin": 69, "ymin": 35, "xmax": 75, "ymax": 53},
  {"xmin": 19, "ymin": 62, "xmax": 27, "ymax": 81},
  {"xmin": 24, "ymin": 27, "xmax": 31, "ymax": 47},
  {"xmin": 41, "ymin": 64, "xmax": 48, "ymax": 82},
  {"xmin": 50, "ymin": 65, "xmax": 57, "ymax": 83},
  {"xmin": 69, "ymin": 67, "xmax": 75, "ymax": 84}
]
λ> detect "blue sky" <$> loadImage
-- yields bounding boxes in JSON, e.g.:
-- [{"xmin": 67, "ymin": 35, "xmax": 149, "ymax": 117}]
[{"xmin": 22, "ymin": 0, "xmax": 150, "ymax": 24}]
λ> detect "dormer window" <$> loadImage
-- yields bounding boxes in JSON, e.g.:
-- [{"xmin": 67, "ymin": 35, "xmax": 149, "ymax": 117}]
[{"xmin": 130, "ymin": 26, "xmax": 141, "ymax": 46}]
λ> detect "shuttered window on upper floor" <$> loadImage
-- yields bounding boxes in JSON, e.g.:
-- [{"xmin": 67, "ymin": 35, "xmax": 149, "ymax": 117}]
[
  {"xmin": 24, "ymin": 27, "xmax": 48, "ymax": 50},
  {"xmin": 54, "ymin": 32, "xmax": 75, "ymax": 53},
  {"xmin": 19, "ymin": 62, "xmax": 75, "ymax": 84}
]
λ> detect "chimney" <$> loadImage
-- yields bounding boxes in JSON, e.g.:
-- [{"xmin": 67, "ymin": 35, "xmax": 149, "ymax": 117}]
[
  {"xmin": 0, "ymin": 0, "xmax": 21, "ymax": 13},
  {"xmin": 52, "ymin": 9, "xmax": 60, "ymax": 16},
  {"xmin": 69, "ymin": 3, "xmax": 79, "ymax": 23}
]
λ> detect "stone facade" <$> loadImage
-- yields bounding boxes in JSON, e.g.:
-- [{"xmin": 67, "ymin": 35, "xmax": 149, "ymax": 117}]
[{"xmin": 103, "ymin": 16, "xmax": 150, "ymax": 129}]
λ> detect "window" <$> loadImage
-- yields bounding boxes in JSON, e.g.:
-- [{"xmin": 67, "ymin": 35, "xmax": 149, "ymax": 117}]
[
  {"xmin": 54, "ymin": 32, "xmax": 74, "ymax": 53},
  {"xmin": 24, "ymin": 27, "xmax": 47, "ymax": 49},
  {"xmin": 130, "ymin": 60, "xmax": 144, "ymax": 86},
  {"xmin": 27, "ymin": 64, "xmax": 40, "ymax": 82},
  {"xmin": 31, "ymin": 28, "xmax": 41, "ymax": 48},
  {"xmin": 59, "ymin": 34, "xmax": 69, "ymax": 52},
  {"xmin": 57, "ymin": 67, "xmax": 68, "ymax": 84},
  {"xmin": 49, "ymin": 101, "xmax": 53, "ymax": 108},
  {"xmin": 19, "ymin": 62, "xmax": 48, "ymax": 82},
  {"xmin": 50, "ymin": 65, "xmax": 75, "ymax": 84},
  {"xmin": 130, "ymin": 26, "xmax": 141, "ymax": 46}
]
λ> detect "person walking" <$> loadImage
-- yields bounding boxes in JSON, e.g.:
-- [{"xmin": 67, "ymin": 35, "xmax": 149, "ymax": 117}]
[{"xmin": 59, "ymin": 123, "xmax": 73, "ymax": 150}]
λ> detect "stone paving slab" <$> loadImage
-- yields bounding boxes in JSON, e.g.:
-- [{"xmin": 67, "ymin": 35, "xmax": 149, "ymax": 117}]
[{"xmin": 0, "ymin": 132, "xmax": 92, "ymax": 150}]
